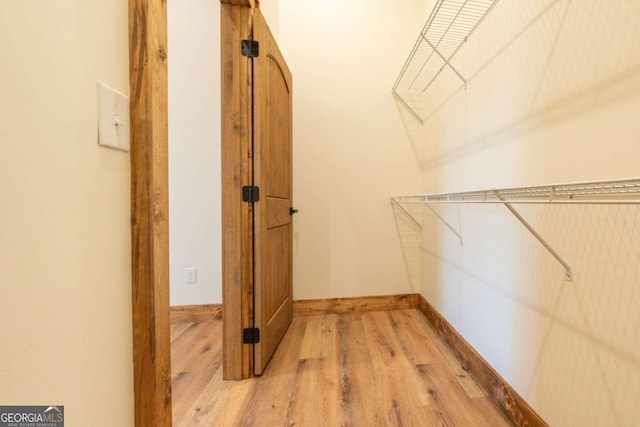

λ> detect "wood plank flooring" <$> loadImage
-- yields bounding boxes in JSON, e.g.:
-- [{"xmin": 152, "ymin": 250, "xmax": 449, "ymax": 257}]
[{"xmin": 171, "ymin": 309, "xmax": 513, "ymax": 426}]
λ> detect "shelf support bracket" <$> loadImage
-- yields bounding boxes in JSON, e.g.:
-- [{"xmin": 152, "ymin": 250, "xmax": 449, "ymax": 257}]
[
  {"xmin": 391, "ymin": 199, "xmax": 422, "ymax": 230},
  {"xmin": 422, "ymin": 36, "xmax": 467, "ymax": 86},
  {"xmin": 424, "ymin": 202, "xmax": 463, "ymax": 245},
  {"xmin": 392, "ymin": 92, "xmax": 425, "ymax": 124},
  {"xmin": 495, "ymin": 191, "xmax": 573, "ymax": 282}
]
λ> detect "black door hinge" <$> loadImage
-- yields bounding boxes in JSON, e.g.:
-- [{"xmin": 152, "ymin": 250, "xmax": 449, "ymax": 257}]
[
  {"xmin": 242, "ymin": 327, "xmax": 260, "ymax": 344},
  {"xmin": 242, "ymin": 185, "xmax": 260, "ymax": 203},
  {"xmin": 241, "ymin": 40, "xmax": 259, "ymax": 58}
]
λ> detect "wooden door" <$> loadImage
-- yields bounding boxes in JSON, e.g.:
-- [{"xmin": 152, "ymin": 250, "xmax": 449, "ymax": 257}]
[
  {"xmin": 220, "ymin": 3, "xmax": 293, "ymax": 379},
  {"xmin": 252, "ymin": 9, "xmax": 294, "ymax": 375}
]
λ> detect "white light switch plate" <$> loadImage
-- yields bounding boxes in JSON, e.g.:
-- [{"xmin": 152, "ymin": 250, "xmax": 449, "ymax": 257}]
[{"xmin": 97, "ymin": 81, "xmax": 130, "ymax": 152}]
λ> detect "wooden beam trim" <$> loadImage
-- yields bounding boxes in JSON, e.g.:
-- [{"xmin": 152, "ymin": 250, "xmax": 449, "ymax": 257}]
[
  {"xmin": 170, "ymin": 304, "xmax": 223, "ymax": 324},
  {"xmin": 220, "ymin": 0, "xmax": 256, "ymax": 8},
  {"xmin": 416, "ymin": 295, "xmax": 549, "ymax": 427},
  {"xmin": 293, "ymin": 294, "xmax": 421, "ymax": 316},
  {"xmin": 129, "ymin": 0, "xmax": 171, "ymax": 425},
  {"xmin": 220, "ymin": 2, "xmax": 254, "ymax": 380}
]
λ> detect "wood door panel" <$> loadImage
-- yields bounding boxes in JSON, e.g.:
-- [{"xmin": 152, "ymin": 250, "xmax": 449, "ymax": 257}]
[
  {"xmin": 253, "ymin": 9, "xmax": 293, "ymax": 375},
  {"xmin": 260, "ymin": 292, "xmax": 292, "ymax": 368},
  {"xmin": 265, "ymin": 55, "xmax": 292, "ymax": 199},
  {"xmin": 267, "ymin": 197, "xmax": 291, "ymax": 228},
  {"xmin": 264, "ymin": 224, "xmax": 291, "ymax": 314}
]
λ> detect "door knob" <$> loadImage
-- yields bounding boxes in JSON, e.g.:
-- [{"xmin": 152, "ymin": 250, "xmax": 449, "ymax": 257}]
[{"xmin": 290, "ymin": 207, "xmax": 299, "ymax": 215}]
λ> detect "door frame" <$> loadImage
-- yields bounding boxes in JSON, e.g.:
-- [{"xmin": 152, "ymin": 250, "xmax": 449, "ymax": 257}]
[
  {"xmin": 220, "ymin": 1, "xmax": 255, "ymax": 380},
  {"xmin": 128, "ymin": 0, "xmax": 256, "ymax": 425}
]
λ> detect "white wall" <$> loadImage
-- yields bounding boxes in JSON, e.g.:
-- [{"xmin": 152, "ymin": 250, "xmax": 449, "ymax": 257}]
[
  {"xmin": 260, "ymin": 0, "xmax": 280, "ymax": 39},
  {"xmin": 167, "ymin": 0, "xmax": 422, "ymax": 303},
  {"xmin": 406, "ymin": 0, "xmax": 640, "ymax": 425},
  {"xmin": 0, "ymin": 2, "xmax": 133, "ymax": 426},
  {"xmin": 277, "ymin": 0, "xmax": 424, "ymax": 299},
  {"xmin": 168, "ymin": 0, "xmax": 222, "ymax": 305}
]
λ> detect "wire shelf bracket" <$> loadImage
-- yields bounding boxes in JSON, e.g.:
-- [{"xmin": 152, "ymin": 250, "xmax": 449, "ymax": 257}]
[
  {"xmin": 425, "ymin": 203, "xmax": 463, "ymax": 244},
  {"xmin": 495, "ymin": 190, "xmax": 572, "ymax": 281},
  {"xmin": 391, "ymin": 198, "xmax": 422, "ymax": 231},
  {"xmin": 392, "ymin": 178, "xmax": 640, "ymax": 282}
]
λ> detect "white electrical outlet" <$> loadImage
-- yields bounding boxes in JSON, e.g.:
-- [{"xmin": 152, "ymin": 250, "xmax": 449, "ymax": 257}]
[{"xmin": 186, "ymin": 268, "xmax": 197, "ymax": 284}]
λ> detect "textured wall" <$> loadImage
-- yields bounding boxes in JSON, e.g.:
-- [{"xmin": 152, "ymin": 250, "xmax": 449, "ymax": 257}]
[
  {"xmin": 400, "ymin": 0, "xmax": 640, "ymax": 425},
  {"xmin": 277, "ymin": 0, "xmax": 424, "ymax": 299},
  {"xmin": 0, "ymin": 1, "xmax": 133, "ymax": 425}
]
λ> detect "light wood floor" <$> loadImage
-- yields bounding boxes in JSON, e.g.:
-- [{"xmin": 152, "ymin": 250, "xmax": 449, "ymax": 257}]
[{"xmin": 171, "ymin": 309, "xmax": 513, "ymax": 426}]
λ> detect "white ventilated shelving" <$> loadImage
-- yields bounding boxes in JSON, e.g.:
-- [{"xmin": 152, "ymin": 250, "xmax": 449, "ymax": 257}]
[
  {"xmin": 392, "ymin": 178, "xmax": 640, "ymax": 282},
  {"xmin": 393, "ymin": 178, "xmax": 640, "ymax": 205},
  {"xmin": 393, "ymin": 0, "xmax": 498, "ymax": 123}
]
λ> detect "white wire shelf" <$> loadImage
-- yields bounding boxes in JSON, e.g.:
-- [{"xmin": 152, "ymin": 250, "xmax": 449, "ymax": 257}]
[
  {"xmin": 393, "ymin": 0, "xmax": 498, "ymax": 123},
  {"xmin": 393, "ymin": 178, "xmax": 640, "ymax": 205},
  {"xmin": 392, "ymin": 178, "xmax": 640, "ymax": 282}
]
